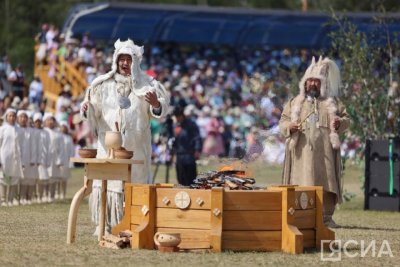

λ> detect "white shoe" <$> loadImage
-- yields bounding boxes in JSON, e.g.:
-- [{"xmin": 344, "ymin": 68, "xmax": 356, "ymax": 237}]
[
  {"xmin": 93, "ymin": 226, "xmax": 100, "ymax": 236},
  {"xmin": 93, "ymin": 226, "xmax": 112, "ymax": 237},
  {"xmin": 1, "ymin": 202, "xmax": 7, "ymax": 207},
  {"xmin": 37, "ymin": 198, "xmax": 42, "ymax": 204},
  {"xmin": 12, "ymin": 199, "xmax": 20, "ymax": 206},
  {"xmin": 26, "ymin": 200, "xmax": 32, "ymax": 205},
  {"xmin": 20, "ymin": 199, "xmax": 27, "ymax": 205}
]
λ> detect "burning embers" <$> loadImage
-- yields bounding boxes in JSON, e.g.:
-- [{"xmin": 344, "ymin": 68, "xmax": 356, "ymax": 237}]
[{"xmin": 190, "ymin": 167, "xmax": 261, "ymax": 190}]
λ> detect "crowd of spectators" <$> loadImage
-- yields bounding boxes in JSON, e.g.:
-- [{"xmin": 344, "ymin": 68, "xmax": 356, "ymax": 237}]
[{"xmin": 0, "ymin": 23, "xmax": 367, "ymax": 167}]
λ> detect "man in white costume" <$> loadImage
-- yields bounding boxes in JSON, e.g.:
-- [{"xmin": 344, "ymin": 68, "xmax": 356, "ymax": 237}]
[
  {"xmin": 0, "ymin": 109, "xmax": 23, "ymax": 206},
  {"xmin": 33, "ymin": 112, "xmax": 50, "ymax": 203},
  {"xmin": 59, "ymin": 121, "xmax": 75, "ymax": 200},
  {"xmin": 43, "ymin": 113, "xmax": 63, "ymax": 203},
  {"xmin": 80, "ymin": 39, "xmax": 170, "ymax": 234},
  {"xmin": 17, "ymin": 110, "xmax": 38, "ymax": 205}
]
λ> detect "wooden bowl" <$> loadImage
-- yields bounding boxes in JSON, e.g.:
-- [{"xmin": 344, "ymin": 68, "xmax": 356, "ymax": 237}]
[
  {"xmin": 114, "ymin": 149, "xmax": 134, "ymax": 159},
  {"xmin": 79, "ymin": 148, "xmax": 97, "ymax": 158}
]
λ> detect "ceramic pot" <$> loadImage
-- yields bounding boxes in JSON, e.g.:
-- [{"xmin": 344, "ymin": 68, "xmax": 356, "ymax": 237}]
[
  {"xmin": 153, "ymin": 232, "xmax": 181, "ymax": 247},
  {"xmin": 105, "ymin": 131, "xmax": 122, "ymax": 150},
  {"xmin": 78, "ymin": 148, "xmax": 97, "ymax": 158},
  {"xmin": 114, "ymin": 149, "xmax": 134, "ymax": 159}
]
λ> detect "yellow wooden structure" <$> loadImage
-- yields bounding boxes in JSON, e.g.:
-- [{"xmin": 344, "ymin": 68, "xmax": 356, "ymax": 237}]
[
  {"xmin": 113, "ymin": 184, "xmax": 335, "ymax": 254},
  {"xmin": 34, "ymin": 46, "xmax": 88, "ymax": 112}
]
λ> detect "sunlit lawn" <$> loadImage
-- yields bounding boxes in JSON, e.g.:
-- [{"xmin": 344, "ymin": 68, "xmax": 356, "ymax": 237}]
[{"xmin": 0, "ymin": 160, "xmax": 399, "ymax": 266}]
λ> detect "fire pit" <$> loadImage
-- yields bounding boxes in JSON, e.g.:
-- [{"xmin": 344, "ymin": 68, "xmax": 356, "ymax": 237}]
[{"xmin": 191, "ymin": 167, "xmax": 259, "ymax": 190}]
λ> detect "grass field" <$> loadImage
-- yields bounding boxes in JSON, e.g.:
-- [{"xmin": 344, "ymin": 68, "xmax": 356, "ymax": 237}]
[{"xmin": 0, "ymin": 160, "xmax": 399, "ymax": 267}]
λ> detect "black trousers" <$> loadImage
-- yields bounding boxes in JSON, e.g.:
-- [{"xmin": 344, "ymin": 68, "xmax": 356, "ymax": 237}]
[{"xmin": 175, "ymin": 160, "xmax": 197, "ymax": 186}]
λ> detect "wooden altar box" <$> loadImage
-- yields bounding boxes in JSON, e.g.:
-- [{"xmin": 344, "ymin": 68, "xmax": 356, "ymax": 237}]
[{"xmin": 112, "ymin": 184, "xmax": 334, "ymax": 254}]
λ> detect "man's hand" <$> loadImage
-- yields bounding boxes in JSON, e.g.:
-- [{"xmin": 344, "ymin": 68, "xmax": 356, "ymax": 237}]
[
  {"xmin": 289, "ymin": 122, "xmax": 300, "ymax": 134},
  {"xmin": 194, "ymin": 151, "xmax": 201, "ymax": 160},
  {"xmin": 332, "ymin": 117, "xmax": 340, "ymax": 130},
  {"xmin": 81, "ymin": 101, "xmax": 89, "ymax": 113},
  {"xmin": 145, "ymin": 91, "xmax": 160, "ymax": 108}
]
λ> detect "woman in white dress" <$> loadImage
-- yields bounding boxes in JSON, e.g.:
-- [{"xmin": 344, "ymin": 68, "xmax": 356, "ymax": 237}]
[
  {"xmin": 59, "ymin": 121, "xmax": 75, "ymax": 200},
  {"xmin": 0, "ymin": 108, "xmax": 23, "ymax": 206},
  {"xmin": 17, "ymin": 110, "xmax": 38, "ymax": 205},
  {"xmin": 43, "ymin": 113, "xmax": 63, "ymax": 203},
  {"xmin": 33, "ymin": 112, "xmax": 50, "ymax": 203}
]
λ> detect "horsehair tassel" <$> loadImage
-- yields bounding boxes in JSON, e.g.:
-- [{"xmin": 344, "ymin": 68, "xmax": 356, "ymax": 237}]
[
  {"xmin": 314, "ymin": 98, "xmax": 320, "ymax": 128},
  {"xmin": 115, "ymin": 121, "xmax": 119, "ymax": 132}
]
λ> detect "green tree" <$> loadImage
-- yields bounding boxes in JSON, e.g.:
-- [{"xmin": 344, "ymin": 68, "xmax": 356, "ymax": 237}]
[
  {"xmin": 328, "ymin": 10, "xmax": 400, "ymax": 141},
  {"xmin": 0, "ymin": 0, "xmax": 87, "ymax": 80}
]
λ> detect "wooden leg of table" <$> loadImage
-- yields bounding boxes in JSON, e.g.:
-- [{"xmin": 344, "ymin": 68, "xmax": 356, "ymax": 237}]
[
  {"xmin": 67, "ymin": 178, "xmax": 92, "ymax": 244},
  {"xmin": 98, "ymin": 180, "xmax": 107, "ymax": 241}
]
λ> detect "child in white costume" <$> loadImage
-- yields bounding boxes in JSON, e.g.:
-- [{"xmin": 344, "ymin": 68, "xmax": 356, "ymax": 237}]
[
  {"xmin": 33, "ymin": 112, "xmax": 50, "ymax": 203},
  {"xmin": 0, "ymin": 109, "xmax": 24, "ymax": 206},
  {"xmin": 17, "ymin": 110, "xmax": 38, "ymax": 205},
  {"xmin": 43, "ymin": 113, "xmax": 63, "ymax": 203},
  {"xmin": 59, "ymin": 121, "xmax": 74, "ymax": 200}
]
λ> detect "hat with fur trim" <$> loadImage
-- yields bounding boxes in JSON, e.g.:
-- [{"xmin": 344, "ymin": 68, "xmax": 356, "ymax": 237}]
[{"xmin": 299, "ymin": 56, "xmax": 341, "ymax": 98}]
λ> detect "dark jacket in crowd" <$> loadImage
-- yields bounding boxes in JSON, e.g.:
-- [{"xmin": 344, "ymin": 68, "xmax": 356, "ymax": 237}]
[{"xmin": 174, "ymin": 118, "xmax": 202, "ymax": 185}]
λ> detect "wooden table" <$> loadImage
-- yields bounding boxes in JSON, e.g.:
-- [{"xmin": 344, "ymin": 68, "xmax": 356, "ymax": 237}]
[{"xmin": 66, "ymin": 157, "xmax": 144, "ymax": 244}]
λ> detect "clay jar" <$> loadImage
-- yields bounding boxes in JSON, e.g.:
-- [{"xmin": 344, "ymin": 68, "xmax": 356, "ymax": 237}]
[
  {"xmin": 153, "ymin": 232, "xmax": 181, "ymax": 247},
  {"xmin": 105, "ymin": 131, "xmax": 122, "ymax": 149}
]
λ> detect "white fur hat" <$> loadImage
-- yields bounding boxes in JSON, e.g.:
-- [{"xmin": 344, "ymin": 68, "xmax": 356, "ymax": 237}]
[
  {"xmin": 43, "ymin": 112, "xmax": 55, "ymax": 122},
  {"xmin": 299, "ymin": 56, "xmax": 341, "ymax": 98},
  {"xmin": 87, "ymin": 38, "xmax": 153, "ymax": 97},
  {"xmin": 3, "ymin": 108, "xmax": 16, "ymax": 119},
  {"xmin": 17, "ymin": 110, "xmax": 29, "ymax": 117},
  {"xmin": 33, "ymin": 112, "xmax": 43, "ymax": 122},
  {"xmin": 59, "ymin": 121, "xmax": 69, "ymax": 131}
]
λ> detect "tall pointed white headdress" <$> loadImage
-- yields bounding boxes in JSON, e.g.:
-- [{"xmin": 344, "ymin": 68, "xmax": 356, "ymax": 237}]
[{"xmin": 299, "ymin": 56, "xmax": 341, "ymax": 98}]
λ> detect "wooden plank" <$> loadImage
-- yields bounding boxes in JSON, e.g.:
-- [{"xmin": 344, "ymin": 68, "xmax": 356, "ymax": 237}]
[
  {"xmin": 222, "ymin": 231, "xmax": 281, "ymax": 251},
  {"xmin": 130, "ymin": 206, "xmax": 143, "ymax": 225},
  {"xmin": 294, "ymin": 190, "xmax": 316, "ymax": 210},
  {"xmin": 103, "ymin": 234, "xmax": 128, "ymax": 248},
  {"xmin": 70, "ymin": 157, "xmax": 144, "ymax": 164},
  {"xmin": 130, "ymin": 224, "xmax": 138, "ymax": 231},
  {"xmin": 314, "ymin": 187, "xmax": 335, "ymax": 250},
  {"xmin": 293, "ymin": 209, "xmax": 316, "ymax": 229},
  {"xmin": 223, "ymin": 211, "xmax": 282, "ymax": 230},
  {"xmin": 113, "ymin": 184, "xmax": 132, "ymax": 235},
  {"xmin": 302, "ymin": 229, "xmax": 316, "ymax": 248},
  {"xmin": 98, "ymin": 180, "xmax": 107, "ymax": 242},
  {"xmin": 86, "ymin": 163, "xmax": 130, "ymax": 181},
  {"xmin": 210, "ymin": 187, "xmax": 223, "ymax": 252},
  {"xmin": 281, "ymin": 187, "xmax": 304, "ymax": 254},
  {"xmin": 156, "ymin": 208, "xmax": 211, "ymax": 230},
  {"xmin": 132, "ymin": 186, "xmax": 152, "ymax": 206},
  {"xmin": 223, "ymin": 191, "xmax": 282, "ymax": 211},
  {"xmin": 156, "ymin": 188, "xmax": 211, "ymax": 210},
  {"xmin": 156, "ymin": 228, "xmax": 210, "ymax": 249},
  {"xmin": 132, "ymin": 185, "xmax": 156, "ymax": 249}
]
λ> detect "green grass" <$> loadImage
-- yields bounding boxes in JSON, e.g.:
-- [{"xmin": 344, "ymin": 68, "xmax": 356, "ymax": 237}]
[{"xmin": 0, "ymin": 161, "xmax": 399, "ymax": 267}]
